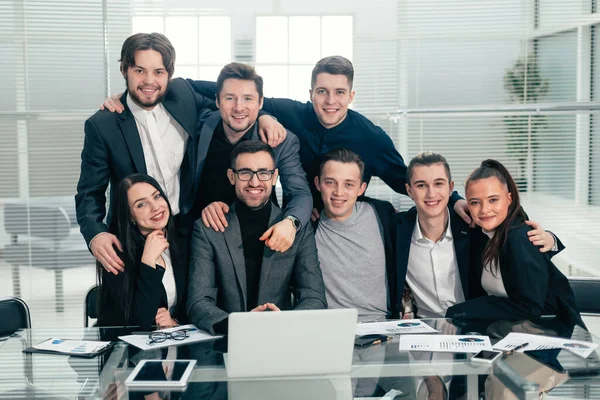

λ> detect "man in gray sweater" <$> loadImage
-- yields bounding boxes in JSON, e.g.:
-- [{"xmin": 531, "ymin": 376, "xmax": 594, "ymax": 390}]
[{"xmin": 313, "ymin": 148, "xmax": 400, "ymax": 322}]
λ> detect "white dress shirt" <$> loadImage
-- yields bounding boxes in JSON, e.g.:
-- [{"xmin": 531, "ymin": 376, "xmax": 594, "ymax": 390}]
[
  {"xmin": 161, "ymin": 249, "xmax": 177, "ymax": 312},
  {"xmin": 406, "ymin": 211, "xmax": 465, "ymax": 317},
  {"xmin": 127, "ymin": 95, "xmax": 188, "ymax": 215},
  {"xmin": 480, "ymin": 229, "xmax": 509, "ymax": 298}
]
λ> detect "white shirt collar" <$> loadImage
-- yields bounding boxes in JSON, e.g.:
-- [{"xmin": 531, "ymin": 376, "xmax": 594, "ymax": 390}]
[
  {"xmin": 412, "ymin": 209, "xmax": 453, "ymax": 243},
  {"xmin": 482, "ymin": 228, "xmax": 495, "ymax": 239},
  {"xmin": 127, "ymin": 94, "xmax": 165, "ymax": 124}
]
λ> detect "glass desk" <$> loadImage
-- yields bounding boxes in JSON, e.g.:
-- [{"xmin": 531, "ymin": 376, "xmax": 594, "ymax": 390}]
[{"xmin": 0, "ymin": 318, "xmax": 598, "ymax": 399}]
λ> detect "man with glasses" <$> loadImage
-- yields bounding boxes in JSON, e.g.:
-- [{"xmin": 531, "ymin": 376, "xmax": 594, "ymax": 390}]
[
  {"xmin": 187, "ymin": 140, "xmax": 327, "ymax": 335},
  {"xmin": 193, "ymin": 62, "xmax": 311, "ymax": 253}
]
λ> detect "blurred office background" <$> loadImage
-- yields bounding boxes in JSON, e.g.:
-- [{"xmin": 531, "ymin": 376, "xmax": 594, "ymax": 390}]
[{"xmin": 0, "ymin": 0, "xmax": 598, "ymax": 328}]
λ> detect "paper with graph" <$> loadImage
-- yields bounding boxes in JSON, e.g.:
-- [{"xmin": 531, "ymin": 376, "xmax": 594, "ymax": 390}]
[
  {"xmin": 399, "ymin": 334, "xmax": 492, "ymax": 353},
  {"xmin": 356, "ymin": 319, "xmax": 437, "ymax": 336},
  {"xmin": 493, "ymin": 332, "xmax": 598, "ymax": 358}
]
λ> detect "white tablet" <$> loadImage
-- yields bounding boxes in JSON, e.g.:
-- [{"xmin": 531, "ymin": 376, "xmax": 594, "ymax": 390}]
[{"xmin": 125, "ymin": 359, "xmax": 196, "ymax": 390}]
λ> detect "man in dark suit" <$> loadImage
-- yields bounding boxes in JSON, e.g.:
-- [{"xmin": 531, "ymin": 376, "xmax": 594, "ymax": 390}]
[
  {"xmin": 187, "ymin": 140, "xmax": 327, "ymax": 335},
  {"xmin": 193, "ymin": 63, "xmax": 312, "ymax": 254},
  {"xmin": 396, "ymin": 152, "xmax": 472, "ymax": 319},
  {"xmin": 76, "ymin": 34, "xmax": 283, "ymax": 275}
]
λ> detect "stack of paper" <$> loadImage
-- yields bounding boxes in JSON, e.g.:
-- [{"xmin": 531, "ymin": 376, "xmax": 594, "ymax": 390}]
[
  {"xmin": 32, "ymin": 338, "xmax": 111, "ymax": 356},
  {"xmin": 399, "ymin": 334, "xmax": 493, "ymax": 353},
  {"xmin": 119, "ymin": 324, "xmax": 222, "ymax": 350},
  {"xmin": 493, "ymin": 332, "xmax": 599, "ymax": 358},
  {"xmin": 356, "ymin": 319, "xmax": 438, "ymax": 336}
]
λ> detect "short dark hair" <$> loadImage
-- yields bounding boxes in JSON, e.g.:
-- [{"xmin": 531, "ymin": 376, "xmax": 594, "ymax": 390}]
[
  {"xmin": 230, "ymin": 140, "xmax": 275, "ymax": 168},
  {"xmin": 406, "ymin": 152, "xmax": 452, "ymax": 184},
  {"xmin": 217, "ymin": 62, "xmax": 264, "ymax": 100},
  {"xmin": 311, "ymin": 56, "xmax": 354, "ymax": 89},
  {"xmin": 119, "ymin": 33, "xmax": 176, "ymax": 78},
  {"xmin": 319, "ymin": 148, "xmax": 365, "ymax": 181}
]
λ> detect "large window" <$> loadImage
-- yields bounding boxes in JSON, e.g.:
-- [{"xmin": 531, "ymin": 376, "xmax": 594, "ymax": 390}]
[
  {"xmin": 255, "ymin": 16, "xmax": 352, "ymax": 100},
  {"xmin": 132, "ymin": 15, "xmax": 231, "ymax": 80}
]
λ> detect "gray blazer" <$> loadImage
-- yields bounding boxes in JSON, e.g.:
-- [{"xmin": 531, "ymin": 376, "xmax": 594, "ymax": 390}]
[
  {"xmin": 187, "ymin": 202, "xmax": 327, "ymax": 334},
  {"xmin": 193, "ymin": 110, "xmax": 313, "ymax": 227}
]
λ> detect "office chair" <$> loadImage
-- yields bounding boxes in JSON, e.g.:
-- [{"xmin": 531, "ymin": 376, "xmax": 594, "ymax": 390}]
[
  {"xmin": 84, "ymin": 285, "xmax": 99, "ymax": 327},
  {"xmin": 0, "ymin": 298, "xmax": 67, "ymax": 399},
  {"xmin": 0, "ymin": 296, "xmax": 31, "ymax": 336},
  {"xmin": 569, "ymin": 277, "xmax": 600, "ymax": 316}
]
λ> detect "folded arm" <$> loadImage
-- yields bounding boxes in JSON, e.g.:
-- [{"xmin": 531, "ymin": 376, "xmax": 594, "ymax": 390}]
[{"xmin": 275, "ymin": 134, "xmax": 313, "ymax": 228}]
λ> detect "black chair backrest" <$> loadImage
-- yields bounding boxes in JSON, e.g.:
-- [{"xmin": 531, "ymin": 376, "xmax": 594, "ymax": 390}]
[
  {"xmin": 85, "ymin": 285, "xmax": 100, "ymax": 327},
  {"xmin": 569, "ymin": 278, "xmax": 600, "ymax": 315},
  {"xmin": 0, "ymin": 297, "xmax": 31, "ymax": 336}
]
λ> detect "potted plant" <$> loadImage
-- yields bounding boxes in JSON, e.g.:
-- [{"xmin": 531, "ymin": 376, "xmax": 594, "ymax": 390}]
[{"xmin": 503, "ymin": 56, "xmax": 549, "ymax": 191}]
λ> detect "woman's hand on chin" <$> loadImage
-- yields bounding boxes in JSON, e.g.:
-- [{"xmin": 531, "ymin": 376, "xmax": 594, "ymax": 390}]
[{"xmin": 141, "ymin": 230, "xmax": 169, "ymax": 267}]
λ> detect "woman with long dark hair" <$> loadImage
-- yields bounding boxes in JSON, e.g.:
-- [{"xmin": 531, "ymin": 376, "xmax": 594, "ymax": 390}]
[
  {"xmin": 97, "ymin": 173, "xmax": 187, "ymax": 329},
  {"xmin": 446, "ymin": 160, "xmax": 584, "ymax": 328}
]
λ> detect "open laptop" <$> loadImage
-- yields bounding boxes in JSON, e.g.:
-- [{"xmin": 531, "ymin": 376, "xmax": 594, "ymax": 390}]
[{"xmin": 225, "ymin": 308, "xmax": 358, "ymax": 379}]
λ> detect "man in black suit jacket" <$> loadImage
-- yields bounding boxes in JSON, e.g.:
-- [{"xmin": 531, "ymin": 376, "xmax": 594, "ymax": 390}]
[
  {"xmin": 76, "ymin": 33, "xmax": 217, "ymax": 275},
  {"xmin": 395, "ymin": 152, "xmax": 472, "ymax": 319},
  {"xmin": 77, "ymin": 34, "xmax": 283, "ymax": 275}
]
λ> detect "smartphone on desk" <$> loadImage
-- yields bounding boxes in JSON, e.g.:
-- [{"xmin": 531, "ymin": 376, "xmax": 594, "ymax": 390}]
[
  {"xmin": 471, "ymin": 350, "xmax": 503, "ymax": 364},
  {"xmin": 355, "ymin": 334, "xmax": 391, "ymax": 348}
]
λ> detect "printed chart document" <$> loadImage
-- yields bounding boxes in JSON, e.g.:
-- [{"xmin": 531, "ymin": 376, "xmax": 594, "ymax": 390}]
[
  {"xmin": 356, "ymin": 319, "xmax": 437, "ymax": 336},
  {"xmin": 493, "ymin": 332, "xmax": 599, "ymax": 358},
  {"xmin": 399, "ymin": 335, "xmax": 493, "ymax": 353},
  {"xmin": 26, "ymin": 338, "xmax": 111, "ymax": 357},
  {"xmin": 119, "ymin": 324, "xmax": 222, "ymax": 351}
]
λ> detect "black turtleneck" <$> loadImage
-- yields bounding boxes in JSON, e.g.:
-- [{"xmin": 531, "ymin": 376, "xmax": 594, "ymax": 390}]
[
  {"xmin": 235, "ymin": 199, "xmax": 272, "ymax": 311},
  {"xmin": 196, "ymin": 122, "xmax": 255, "ymax": 211}
]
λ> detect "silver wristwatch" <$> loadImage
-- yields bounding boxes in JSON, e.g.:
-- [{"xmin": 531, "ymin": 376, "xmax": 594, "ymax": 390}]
[{"xmin": 285, "ymin": 215, "xmax": 301, "ymax": 231}]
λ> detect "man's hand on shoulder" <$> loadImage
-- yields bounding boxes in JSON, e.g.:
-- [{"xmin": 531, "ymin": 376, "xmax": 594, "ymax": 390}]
[
  {"xmin": 311, "ymin": 207, "xmax": 320, "ymax": 222},
  {"xmin": 453, "ymin": 199, "xmax": 473, "ymax": 226},
  {"xmin": 525, "ymin": 220, "xmax": 557, "ymax": 253},
  {"xmin": 99, "ymin": 93, "xmax": 125, "ymax": 113},
  {"xmin": 257, "ymin": 115, "xmax": 286, "ymax": 148},
  {"xmin": 201, "ymin": 202, "xmax": 230, "ymax": 232},
  {"xmin": 259, "ymin": 218, "xmax": 297, "ymax": 252},
  {"xmin": 91, "ymin": 232, "xmax": 124, "ymax": 275}
]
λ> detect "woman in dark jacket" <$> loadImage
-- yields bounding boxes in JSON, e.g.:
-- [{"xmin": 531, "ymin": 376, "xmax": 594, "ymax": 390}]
[
  {"xmin": 446, "ymin": 160, "xmax": 584, "ymax": 329},
  {"xmin": 97, "ymin": 173, "xmax": 187, "ymax": 329}
]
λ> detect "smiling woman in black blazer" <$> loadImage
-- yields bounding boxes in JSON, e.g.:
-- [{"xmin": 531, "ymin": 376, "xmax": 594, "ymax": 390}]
[
  {"xmin": 446, "ymin": 160, "xmax": 584, "ymax": 329},
  {"xmin": 97, "ymin": 173, "xmax": 187, "ymax": 329}
]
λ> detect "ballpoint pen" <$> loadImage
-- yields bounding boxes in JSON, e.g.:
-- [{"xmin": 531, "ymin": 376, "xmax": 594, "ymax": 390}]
[
  {"xmin": 371, "ymin": 336, "xmax": 394, "ymax": 346},
  {"xmin": 506, "ymin": 342, "xmax": 529, "ymax": 354}
]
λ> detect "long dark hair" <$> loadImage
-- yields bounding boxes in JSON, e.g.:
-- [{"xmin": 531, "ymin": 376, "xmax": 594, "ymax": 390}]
[
  {"xmin": 466, "ymin": 159, "xmax": 526, "ymax": 274},
  {"xmin": 97, "ymin": 173, "xmax": 176, "ymax": 324}
]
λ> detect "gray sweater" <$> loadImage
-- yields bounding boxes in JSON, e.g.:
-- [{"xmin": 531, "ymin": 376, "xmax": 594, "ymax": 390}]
[{"xmin": 315, "ymin": 202, "xmax": 388, "ymax": 322}]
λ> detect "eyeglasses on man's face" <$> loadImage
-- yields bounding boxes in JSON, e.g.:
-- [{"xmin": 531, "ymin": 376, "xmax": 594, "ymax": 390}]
[{"xmin": 232, "ymin": 169, "xmax": 275, "ymax": 181}]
